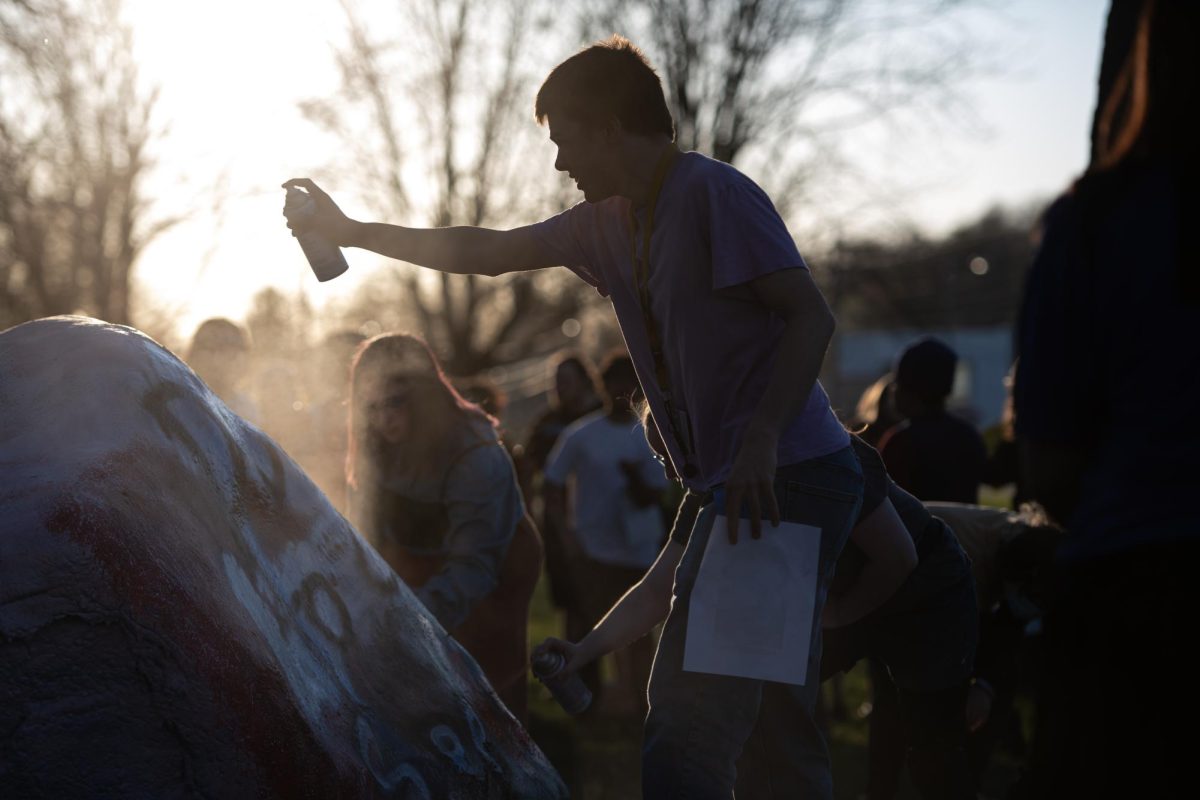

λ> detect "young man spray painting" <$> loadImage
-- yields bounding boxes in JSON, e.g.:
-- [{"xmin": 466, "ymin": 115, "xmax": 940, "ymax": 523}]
[{"xmin": 285, "ymin": 36, "xmax": 863, "ymax": 798}]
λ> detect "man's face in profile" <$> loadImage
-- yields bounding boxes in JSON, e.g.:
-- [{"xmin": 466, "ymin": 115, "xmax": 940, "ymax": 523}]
[{"xmin": 548, "ymin": 114, "xmax": 620, "ymax": 203}]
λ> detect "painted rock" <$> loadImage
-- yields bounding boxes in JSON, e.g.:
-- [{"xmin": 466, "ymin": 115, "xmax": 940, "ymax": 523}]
[{"xmin": 0, "ymin": 316, "xmax": 566, "ymax": 799}]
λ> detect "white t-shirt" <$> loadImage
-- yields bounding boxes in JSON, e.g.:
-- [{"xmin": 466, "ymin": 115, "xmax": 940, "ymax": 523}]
[{"xmin": 544, "ymin": 411, "xmax": 669, "ymax": 569}]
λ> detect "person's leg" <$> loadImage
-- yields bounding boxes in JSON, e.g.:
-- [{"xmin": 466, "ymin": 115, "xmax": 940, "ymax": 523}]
[
  {"xmin": 865, "ymin": 662, "xmax": 906, "ymax": 800},
  {"xmin": 643, "ymin": 448, "xmax": 863, "ymax": 799},
  {"xmin": 626, "ymin": 628, "xmax": 656, "ymax": 718},
  {"xmin": 734, "ymin": 622, "xmax": 873, "ymax": 800},
  {"xmin": 642, "ymin": 498, "xmax": 767, "ymax": 799},
  {"xmin": 730, "ymin": 680, "xmax": 830, "ymax": 800}
]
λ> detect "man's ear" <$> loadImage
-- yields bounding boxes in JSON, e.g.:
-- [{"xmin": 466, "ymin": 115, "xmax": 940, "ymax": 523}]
[{"xmin": 601, "ymin": 115, "xmax": 624, "ymax": 143}]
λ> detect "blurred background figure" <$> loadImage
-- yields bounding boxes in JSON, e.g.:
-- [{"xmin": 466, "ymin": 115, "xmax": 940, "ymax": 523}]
[
  {"xmin": 456, "ymin": 376, "xmax": 511, "ymax": 445},
  {"xmin": 543, "ymin": 350, "xmax": 668, "ymax": 717},
  {"xmin": 295, "ymin": 329, "xmax": 365, "ymax": 508},
  {"xmin": 518, "ymin": 352, "xmax": 602, "ymax": 667},
  {"xmin": 346, "ymin": 333, "xmax": 542, "ymax": 721},
  {"xmin": 185, "ymin": 317, "xmax": 259, "ymax": 424},
  {"xmin": 864, "ymin": 337, "xmax": 985, "ymax": 798},
  {"xmin": 879, "ymin": 336, "xmax": 986, "ymax": 504},
  {"xmin": 1013, "ymin": 1, "xmax": 1199, "ymax": 795},
  {"xmin": 250, "ymin": 358, "xmax": 308, "ymax": 457}
]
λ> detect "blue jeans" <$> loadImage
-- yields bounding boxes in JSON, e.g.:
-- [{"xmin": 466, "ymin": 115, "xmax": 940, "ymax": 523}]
[{"xmin": 642, "ymin": 446, "xmax": 864, "ymax": 799}]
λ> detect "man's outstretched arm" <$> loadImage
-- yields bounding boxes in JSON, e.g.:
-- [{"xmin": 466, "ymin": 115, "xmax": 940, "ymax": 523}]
[{"xmin": 282, "ymin": 178, "xmax": 561, "ymax": 277}]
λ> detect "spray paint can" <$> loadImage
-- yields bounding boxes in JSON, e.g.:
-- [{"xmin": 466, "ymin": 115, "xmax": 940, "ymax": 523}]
[
  {"xmin": 531, "ymin": 650, "xmax": 592, "ymax": 716},
  {"xmin": 284, "ymin": 187, "xmax": 349, "ymax": 282}
]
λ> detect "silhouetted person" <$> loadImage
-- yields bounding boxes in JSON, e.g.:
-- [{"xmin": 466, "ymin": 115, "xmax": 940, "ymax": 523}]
[
  {"xmin": 286, "ymin": 36, "xmax": 863, "ymax": 798},
  {"xmin": 186, "ymin": 318, "xmax": 259, "ymax": 424},
  {"xmin": 868, "ymin": 337, "xmax": 984, "ymax": 797},
  {"xmin": 879, "ymin": 337, "xmax": 986, "ymax": 504},
  {"xmin": 1014, "ymin": 1, "xmax": 1199, "ymax": 796}
]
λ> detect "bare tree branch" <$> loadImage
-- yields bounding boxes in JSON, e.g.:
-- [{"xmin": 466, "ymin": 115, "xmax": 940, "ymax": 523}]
[
  {"xmin": 304, "ymin": 0, "xmax": 593, "ymax": 374},
  {"xmin": 1, "ymin": 0, "xmax": 182, "ymax": 328}
]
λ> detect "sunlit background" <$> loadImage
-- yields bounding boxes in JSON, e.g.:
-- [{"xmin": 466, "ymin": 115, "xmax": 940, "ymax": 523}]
[
  {"xmin": 2, "ymin": 0, "xmax": 1107, "ymax": 420},
  {"xmin": 103, "ymin": 0, "xmax": 1107, "ymax": 338}
]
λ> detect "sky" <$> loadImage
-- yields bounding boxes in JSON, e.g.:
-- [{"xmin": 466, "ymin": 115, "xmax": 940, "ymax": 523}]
[{"xmin": 122, "ymin": 0, "xmax": 1110, "ymax": 343}]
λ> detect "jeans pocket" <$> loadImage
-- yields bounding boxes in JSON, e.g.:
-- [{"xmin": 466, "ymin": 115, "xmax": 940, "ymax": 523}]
[{"xmin": 780, "ymin": 479, "xmax": 862, "ymax": 578}]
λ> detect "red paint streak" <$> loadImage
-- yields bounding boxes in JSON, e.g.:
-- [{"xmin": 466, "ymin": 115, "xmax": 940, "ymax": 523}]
[{"xmin": 45, "ymin": 447, "xmax": 372, "ymax": 798}]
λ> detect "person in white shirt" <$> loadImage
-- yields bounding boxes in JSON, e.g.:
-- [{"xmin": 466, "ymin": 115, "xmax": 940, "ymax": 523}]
[{"xmin": 544, "ymin": 350, "xmax": 668, "ymax": 715}]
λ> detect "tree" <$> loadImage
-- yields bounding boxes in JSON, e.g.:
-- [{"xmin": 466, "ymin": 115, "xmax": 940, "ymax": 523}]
[
  {"xmin": 819, "ymin": 201, "xmax": 1041, "ymax": 331},
  {"xmin": 0, "ymin": 0, "xmax": 177, "ymax": 329},
  {"xmin": 300, "ymin": 0, "xmax": 596, "ymax": 376},
  {"xmin": 580, "ymin": 0, "xmax": 998, "ymax": 228}
]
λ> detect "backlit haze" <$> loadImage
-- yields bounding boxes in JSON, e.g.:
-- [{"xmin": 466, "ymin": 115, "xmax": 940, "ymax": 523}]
[{"xmin": 125, "ymin": 0, "xmax": 1108, "ymax": 344}]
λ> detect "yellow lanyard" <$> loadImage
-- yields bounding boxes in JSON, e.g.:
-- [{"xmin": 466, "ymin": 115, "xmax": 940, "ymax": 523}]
[{"xmin": 627, "ymin": 143, "xmax": 697, "ymax": 478}]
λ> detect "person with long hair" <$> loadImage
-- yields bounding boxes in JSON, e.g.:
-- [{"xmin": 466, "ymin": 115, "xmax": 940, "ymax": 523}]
[
  {"xmin": 346, "ymin": 333, "xmax": 542, "ymax": 721},
  {"xmin": 1013, "ymin": 1, "xmax": 1198, "ymax": 795}
]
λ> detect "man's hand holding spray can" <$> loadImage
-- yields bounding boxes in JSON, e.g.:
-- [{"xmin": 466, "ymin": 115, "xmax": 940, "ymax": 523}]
[{"xmin": 282, "ymin": 184, "xmax": 349, "ymax": 282}]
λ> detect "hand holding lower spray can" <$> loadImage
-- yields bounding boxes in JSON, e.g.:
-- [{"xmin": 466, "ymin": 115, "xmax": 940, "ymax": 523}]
[
  {"xmin": 531, "ymin": 649, "xmax": 592, "ymax": 715},
  {"xmin": 283, "ymin": 186, "xmax": 349, "ymax": 282}
]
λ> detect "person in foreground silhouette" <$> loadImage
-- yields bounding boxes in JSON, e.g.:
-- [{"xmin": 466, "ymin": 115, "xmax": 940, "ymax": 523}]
[{"xmin": 286, "ymin": 35, "xmax": 863, "ymax": 800}]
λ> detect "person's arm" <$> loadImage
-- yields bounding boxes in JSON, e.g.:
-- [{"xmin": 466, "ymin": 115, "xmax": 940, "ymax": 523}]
[
  {"xmin": 533, "ymin": 540, "xmax": 683, "ymax": 673},
  {"xmin": 418, "ymin": 448, "xmax": 522, "ymax": 630},
  {"xmin": 282, "ymin": 178, "xmax": 560, "ymax": 277},
  {"xmin": 724, "ymin": 267, "xmax": 836, "ymax": 543},
  {"xmin": 821, "ymin": 497, "xmax": 918, "ymax": 629}
]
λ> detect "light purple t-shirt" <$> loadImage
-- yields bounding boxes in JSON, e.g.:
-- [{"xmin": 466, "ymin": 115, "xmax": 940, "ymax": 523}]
[{"xmin": 528, "ymin": 151, "xmax": 848, "ymax": 491}]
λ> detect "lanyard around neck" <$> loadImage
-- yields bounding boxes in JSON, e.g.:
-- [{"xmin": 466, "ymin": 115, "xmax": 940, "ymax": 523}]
[
  {"xmin": 630, "ymin": 143, "xmax": 681, "ymax": 299},
  {"xmin": 627, "ymin": 143, "xmax": 698, "ymax": 479}
]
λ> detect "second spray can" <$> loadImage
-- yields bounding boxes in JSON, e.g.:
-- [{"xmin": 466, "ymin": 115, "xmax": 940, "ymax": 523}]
[{"xmin": 531, "ymin": 650, "xmax": 592, "ymax": 716}]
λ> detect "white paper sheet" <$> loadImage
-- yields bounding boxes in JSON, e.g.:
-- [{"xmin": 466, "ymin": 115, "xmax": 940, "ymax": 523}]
[{"xmin": 683, "ymin": 514, "xmax": 820, "ymax": 685}]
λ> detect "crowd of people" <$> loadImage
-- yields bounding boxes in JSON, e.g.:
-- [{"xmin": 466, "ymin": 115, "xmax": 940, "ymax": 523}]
[{"xmin": 177, "ymin": 5, "xmax": 1191, "ymax": 796}]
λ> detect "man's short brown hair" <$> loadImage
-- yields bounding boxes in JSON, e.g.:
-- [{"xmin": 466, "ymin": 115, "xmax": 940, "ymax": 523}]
[{"xmin": 535, "ymin": 35, "xmax": 674, "ymax": 138}]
